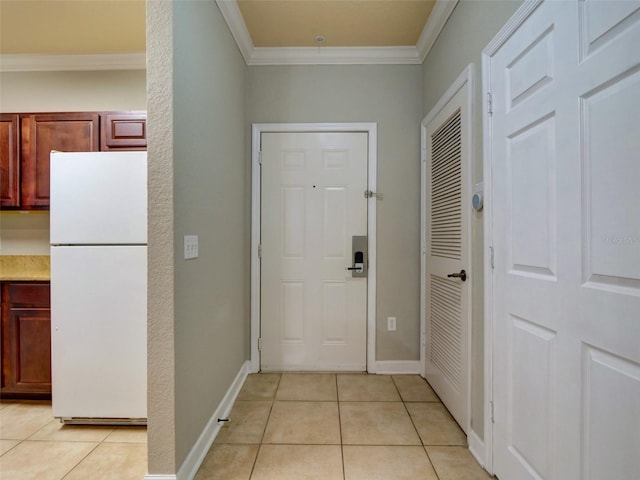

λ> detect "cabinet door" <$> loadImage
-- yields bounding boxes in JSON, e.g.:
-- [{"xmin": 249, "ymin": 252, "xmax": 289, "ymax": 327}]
[
  {"xmin": 100, "ymin": 112, "xmax": 147, "ymax": 150},
  {"xmin": 0, "ymin": 114, "xmax": 20, "ymax": 207},
  {"xmin": 21, "ymin": 113, "xmax": 99, "ymax": 208},
  {"xmin": 1, "ymin": 283, "xmax": 52, "ymax": 397}
]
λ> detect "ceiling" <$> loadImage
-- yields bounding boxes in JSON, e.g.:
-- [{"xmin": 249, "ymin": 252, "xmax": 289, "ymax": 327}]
[
  {"xmin": 237, "ymin": 0, "xmax": 435, "ymax": 48},
  {"xmin": 0, "ymin": 0, "xmax": 455, "ymax": 67},
  {"xmin": 0, "ymin": 0, "xmax": 146, "ymax": 55}
]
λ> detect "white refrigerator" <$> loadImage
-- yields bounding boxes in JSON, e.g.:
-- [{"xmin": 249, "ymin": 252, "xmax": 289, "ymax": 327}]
[{"xmin": 50, "ymin": 151, "xmax": 147, "ymax": 424}]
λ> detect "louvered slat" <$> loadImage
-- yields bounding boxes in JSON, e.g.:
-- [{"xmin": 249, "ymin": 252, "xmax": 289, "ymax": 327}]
[
  {"xmin": 429, "ymin": 275, "xmax": 462, "ymax": 390},
  {"xmin": 431, "ymin": 109, "xmax": 462, "ymax": 260}
]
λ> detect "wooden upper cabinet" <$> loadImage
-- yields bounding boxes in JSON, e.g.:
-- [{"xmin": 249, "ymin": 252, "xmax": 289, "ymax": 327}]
[
  {"xmin": 0, "ymin": 114, "xmax": 20, "ymax": 208},
  {"xmin": 100, "ymin": 111, "xmax": 147, "ymax": 150},
  {"xmin": 21, "ymin": 113, "xmax": 99, "ymax": 209}
]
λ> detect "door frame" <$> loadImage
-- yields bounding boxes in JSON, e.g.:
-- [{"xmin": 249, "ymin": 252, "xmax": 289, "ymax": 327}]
[
  {"xmin": 250, "ymin": 123, "xmax": 378, "ymax": 373},
  {"xmin": 481, "ymin": 0, "xmax": 545, "ymax": 475},
  {"xmin": 420, "ymin": 63, "xmax": 474, "ymax": 434}
]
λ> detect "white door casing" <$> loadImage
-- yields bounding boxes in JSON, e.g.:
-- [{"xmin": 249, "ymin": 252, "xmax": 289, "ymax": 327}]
[
  {"xmin": 421, "ymin": 65, "xmax": 474, "ymax": 435},
  {"xmin": 261, "ymin": 131, "xmax": 367, "ymax": 371},
  {"xmin": 485, "ymin": 1, "xmax": 640, "ymax": 478}
]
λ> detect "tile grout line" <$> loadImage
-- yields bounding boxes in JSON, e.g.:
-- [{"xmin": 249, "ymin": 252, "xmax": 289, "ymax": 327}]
[
  {"xmin": 248, "ymin": 372, "xmax": 283, "ymax": 479},
  {"xmin": 392, "ymin": 375, "xmax": 443, "ymax": 480},
  {"xmin": 336, "ymin": 374, "xmax": 346, "ymax": 480},
  {"xmin": 59, "ymin": 440, "xmax": 102, "ymax": 480}
]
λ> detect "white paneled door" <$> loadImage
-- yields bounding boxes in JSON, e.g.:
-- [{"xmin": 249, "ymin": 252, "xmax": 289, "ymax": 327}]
[
  {"xmin": 488, "ymin": 1, "xmax": 640, "ymax": 478},
  {"xmin": 260, "ymin": 132, "xmax": 368, "ymax": 371},
  {"xmin": 422, "ymin": 67, "xmax": 472, "ymax": 434}
]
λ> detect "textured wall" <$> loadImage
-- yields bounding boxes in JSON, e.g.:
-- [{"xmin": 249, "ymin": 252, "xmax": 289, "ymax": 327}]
[
  {"xmin": 146, "ymin": 0, "xmax": 176, "ymax": 474},
  {"xmin": 421, "ymin": 0, "xmax": 523, "ymax": 440},
  {"xmin": 249, "ymin": 65, "xmax": 423, "ymax": 361}
]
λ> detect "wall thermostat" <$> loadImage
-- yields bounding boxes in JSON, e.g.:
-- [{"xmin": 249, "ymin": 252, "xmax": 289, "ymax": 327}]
[
  {"xmin": 472, "ymin": 192, "xmax": 483, "ymax": 211},
  {"xmin": 472, "ymin": 182, "xmax": 484, "ymax": 211}
]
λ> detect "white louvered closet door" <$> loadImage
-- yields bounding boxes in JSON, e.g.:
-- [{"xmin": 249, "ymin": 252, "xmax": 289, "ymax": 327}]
[{"xmin": 423, "ymin": 73, "xmax": 472, "ymax": 434}]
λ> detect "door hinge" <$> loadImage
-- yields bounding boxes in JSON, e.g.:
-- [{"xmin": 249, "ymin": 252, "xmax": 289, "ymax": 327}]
[
  {"xmin": 490, "ymin": 400, "xmax": 495, "ymax": 423},
  {"xmin": 487, "ymin": 92, "xmax": 493, "ymax": 116},
  {"xmin": 258, "ymin": 337, "xmax": 262, "ymax": 351},
  {"xmin": 258, "ymin": 244, "xmax": 262, "ymax": 258},
  {"xmin": 490, "ymin": 246, "xmax": 494, "ymax": 269},
  {"xmin": 258, "ymin": 151, "xmax": 263, "ymax": 165}
]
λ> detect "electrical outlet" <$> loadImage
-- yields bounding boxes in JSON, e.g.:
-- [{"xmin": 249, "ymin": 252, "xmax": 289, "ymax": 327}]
[
  {"xmin": 387, "ymin": 316, "xmax": 397, "ymax": 331},
  {"xmin": 184, "ymin": 235, "xmax": 199, "ymax": 260}
]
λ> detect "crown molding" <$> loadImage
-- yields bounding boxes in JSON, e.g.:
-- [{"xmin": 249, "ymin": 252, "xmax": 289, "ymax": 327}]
[
  {"xmin": 217, "ymin": 0, "xmax": 457, "ymax": 66},
  {"xmin": 249, "ymin": 46, "xmax": 421, "ymax": 66},
  {"xmin": 417, "ymin": 0, "xmax": 459, "ymax": 62},
  {"xmin": 216, "ymin": 0, "xmax": 254, "ymax": 62},
  {"xmin": 0, "ymin": 53, "xmax": 146, "ymax": 72}
]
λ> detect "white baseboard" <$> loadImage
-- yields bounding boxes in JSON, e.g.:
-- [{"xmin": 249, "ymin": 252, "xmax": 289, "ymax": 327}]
[
  {"xmin": 375, "ymin": 360, "xmax": 421, "ymax": 374},
  {"xmin": 171, "ymin": 360, "xmax": 250, "ymax": 480},
  {"xmin": 468, "ymin": 429, "xmax": 485, "ymax": 468},
  {"xmin": 144, "ymin": 476, "xmax": 177, "ymax": 480}
]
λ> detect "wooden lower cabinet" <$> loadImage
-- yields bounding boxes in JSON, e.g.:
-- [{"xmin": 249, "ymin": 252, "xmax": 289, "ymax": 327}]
[{"xmin": 0, "ymin": 282, "xmax": 51, "ymax": 398}]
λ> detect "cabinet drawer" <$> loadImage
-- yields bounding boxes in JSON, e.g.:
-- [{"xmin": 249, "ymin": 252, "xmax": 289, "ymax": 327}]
[
  {"xmin": 7, "ymin": 283, "xmax": 50, "ymax": 307},
  {"xmin": 100, "ymin": 112, "xmax": 147, "ymax": 150}
]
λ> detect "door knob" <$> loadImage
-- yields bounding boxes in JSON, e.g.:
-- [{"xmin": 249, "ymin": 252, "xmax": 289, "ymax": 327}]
[{"xmin": 447, "ymin": 270, "xmax": 467, "ymax": 282}]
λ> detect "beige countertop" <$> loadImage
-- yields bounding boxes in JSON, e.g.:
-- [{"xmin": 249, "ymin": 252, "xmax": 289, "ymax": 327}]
[{"xmin": 0, "ymin": 255, "xmax": 51, "ymax": 281}]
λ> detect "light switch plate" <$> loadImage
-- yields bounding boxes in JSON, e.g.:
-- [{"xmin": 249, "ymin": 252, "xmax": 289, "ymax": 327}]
[
  {"xmin": 387, "ymin": 316, "xmax": 397, "ymax": 331},
  {"xmin": 184, "ymin": 235, "xmax": 199, "ymax": 260}
]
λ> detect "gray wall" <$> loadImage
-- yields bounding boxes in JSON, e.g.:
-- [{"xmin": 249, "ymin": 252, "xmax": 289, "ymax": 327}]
[
  {"xmin": 249, "ymin": 65, "xmax": 423, "ymax": 361},
  {"xmin": 146, "ymin": 0, "xmax": 248, "ymax": 474},
  {"xmin": 0, "ymin": 70, "xmax": 146, "ymax": 112},
  {"xmin": 421, "ymin": 0, "xmax": 522, "ymax": 439}
]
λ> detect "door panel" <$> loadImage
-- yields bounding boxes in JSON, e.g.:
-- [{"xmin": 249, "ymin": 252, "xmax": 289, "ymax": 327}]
[
  {"xmin": 423, "ymin": 75, "xmax": 472, "ymax": 434},
  {"xmin": 490, "ymin": 1, "xmax": 640, "ymax": 478},
  {"xmin": 261, "ymin": 132, "xmax": 367, "ymax": 371}
]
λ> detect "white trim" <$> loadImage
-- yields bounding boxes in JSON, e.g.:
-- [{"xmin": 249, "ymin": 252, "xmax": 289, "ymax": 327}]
[
  {"xmin": 375, "ymin": 361, "xmax": 421, "ymax": 375},
  {"xmin": 0, "ymin": 53, "xmax": 146, "ymax": 72},
  {"xmin": 480, "ymin": 1, "xmax": 543, "ymax": 475},
  {"xmin": 251, "ymin": 123, "xmax": 378, "ymax": 374},
  {"xmin": 217, "ymin": 0, "xmax": 456, "ymax": 65},
  {"xmin": 420, "ymin": 125, "xmax": 428, "ymax": 379},
  {"xmin": 144, "ymin": 476, "xmax": 177, "ymax": 480},
  {"xmin": 248, "ymin": 46, "xmax": 421, "ymax": 66},
  {"xmin": 174, "ymin": 361, "xmax": 250, "ymax": 480},
  {"xmin": 416, "ymin": 0, "xmax": 459, "ymax": 62},
  {"xmin": 480, "ymin": 50, "xmax": 495, "ymax": 476},
  {"xmin": 468, "ymin": 429, "xmax": 486, "ymax": 468},
  {"xmin": 482, "ymin": 0, "xmax": 543, "ymax": 56},
  {"xmin": 421, "ymin": 64, "xmax": 474, "ymax": 128},
  {"xmin": 215, "ymin": 0, "xmax": 254, "ymax": 62}
]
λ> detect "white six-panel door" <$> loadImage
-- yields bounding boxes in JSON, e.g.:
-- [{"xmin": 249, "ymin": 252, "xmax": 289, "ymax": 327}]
[
  {"xmin": 260, "ymin": 132, "xmax": 368, "ymax": 371},
  {"xmin": 488, "ymin": 1, "xmax": 640, "ymax": 478}
]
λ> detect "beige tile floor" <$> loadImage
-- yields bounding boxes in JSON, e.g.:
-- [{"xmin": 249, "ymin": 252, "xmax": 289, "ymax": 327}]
[
  {"xmin": 196, "ymin": 373, "xmax": 493, "ymax": 480},
  {"xmin": 0, "ymin": 400, "xmax": 147, "ymax": 480},
  {"xmin": 0, "ymin": 374, "xmax": 492, "ymax": 480}
]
